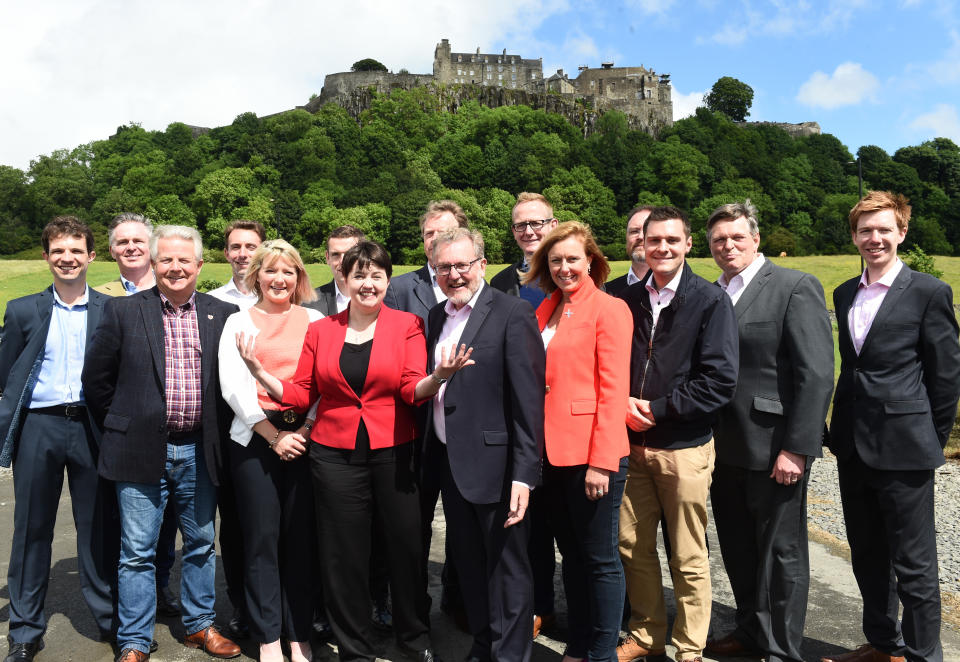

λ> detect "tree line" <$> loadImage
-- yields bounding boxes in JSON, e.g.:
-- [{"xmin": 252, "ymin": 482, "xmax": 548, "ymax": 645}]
[{"xmin": 2, "ymin": 84, "xmax": 959, "ymax": 264}]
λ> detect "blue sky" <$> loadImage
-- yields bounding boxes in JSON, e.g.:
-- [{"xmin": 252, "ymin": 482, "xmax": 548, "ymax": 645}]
[{"xmin": 1, "ymin": 0, "xmax": 958, "ymax": 171}]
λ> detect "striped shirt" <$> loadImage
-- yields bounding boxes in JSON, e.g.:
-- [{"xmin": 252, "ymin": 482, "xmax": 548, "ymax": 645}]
[{"xmin": 160, "ymin": 291, "xmax": 203, "ymax": 431}]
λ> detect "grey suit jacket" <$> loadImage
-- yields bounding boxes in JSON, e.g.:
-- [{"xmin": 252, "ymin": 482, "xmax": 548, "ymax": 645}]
[
  {"xmin": 713, "ymin": 260, "xmax": 835, "ymax": 471},
  {"xmin": 0, "ymin": 285, "xmax": 108, "ymax": 467},
  {"xmin": 383, "ymin": 265, "xmax": 438, "ymax": 334},
  {"xmin": 830, "ymin": 265, "xmax": 960, "ymax": 470},
  {"xmin": 303, "ymin": 280, "xmax": 338, "ymax": 316}
]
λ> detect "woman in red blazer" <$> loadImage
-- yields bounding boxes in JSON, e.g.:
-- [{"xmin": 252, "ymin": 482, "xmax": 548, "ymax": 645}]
[
  {"xmin": 524, "ymin": 221, "xmax": 632, "ymax": 662},
  {"xmin": 238, "ymin": 241, "xmax": 470, "ymax": 662}
]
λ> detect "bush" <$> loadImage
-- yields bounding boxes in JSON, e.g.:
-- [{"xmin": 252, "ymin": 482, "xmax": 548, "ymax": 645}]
[{"xmin": 903, "ymin": 246, "xmax": 943, "ymax": 279}]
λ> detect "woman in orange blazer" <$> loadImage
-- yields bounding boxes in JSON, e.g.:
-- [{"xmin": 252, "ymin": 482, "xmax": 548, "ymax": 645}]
[
  {"xmin": 524, "ymin": 221, "xmax": 632, "ymax": 662},
  {"xmin": 238, "ymin": 241, "xmax": 470, "ymax": 662}
]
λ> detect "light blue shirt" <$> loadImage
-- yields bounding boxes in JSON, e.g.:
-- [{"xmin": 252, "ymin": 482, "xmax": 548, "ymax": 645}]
[{"xmin": 30, "ymin": 286, "xmax": 89, "ymax": 407}]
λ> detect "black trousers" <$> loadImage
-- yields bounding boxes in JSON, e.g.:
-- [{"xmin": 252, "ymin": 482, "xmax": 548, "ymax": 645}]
[
  {"xmin": 311, "ymin": 443, "xmax": 431, "ymax": 662},
  {"xmin": 229, "ymin": 435, "xmax": 315, "ymax": 643},
  {"xmin": 217, "ymin": 438, "xmax": 245, "ymax": 614},
  {"xmin": 438, "ymin": 444, "xmax": 533, "ymax": 662},
  {"xmin": 711, "ymin": 462, "xmax": 810, "ymax": 662},
  {"xmin": 837, "ymin": 452, "xmax": 942, "ymax": 662},
  {"xmin": 419, "ymin": 437, "xmax": 462, "ymax": 612},
  {"xmin": 7, "ymin": 410, "xmax": 118, "ymax": 643},
  {"xmin": 527, "ymin": 488, "xmax": 556, "ymax": 616}
]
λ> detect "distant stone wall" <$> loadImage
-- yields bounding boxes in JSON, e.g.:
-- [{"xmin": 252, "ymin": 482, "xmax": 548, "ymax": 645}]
[
  {"xmin": 741, "ymin": 121, "xmax": 821, "ymax": 138},
  {"xmin": 313, "ymin": 71, "xmax": 434, "ymax": 109}
]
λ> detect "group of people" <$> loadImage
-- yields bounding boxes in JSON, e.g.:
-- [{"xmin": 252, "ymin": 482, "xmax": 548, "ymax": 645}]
[{"xmin": 0, "ymin": 188, "xmax": 955, "ymax": 662}]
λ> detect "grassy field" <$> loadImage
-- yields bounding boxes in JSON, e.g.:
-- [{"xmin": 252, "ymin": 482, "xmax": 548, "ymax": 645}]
[{"xmin": 4, "ymin": 255, "xmax": 959, "ymax": 453}]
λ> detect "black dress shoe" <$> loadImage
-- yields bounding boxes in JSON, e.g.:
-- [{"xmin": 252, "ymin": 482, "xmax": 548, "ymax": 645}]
[
  {"xmin": 4, "ymin": 641, "xmax": 44, "ymax": 662},
  {"xmin": 226, "ymin": 607, "xmax": 250, "ymax": 639},
  {"xmin": 156, "ymin": 583, "xmax": 181, "ymax": 616},
  {"xmin": 312, "ymin": 614, "xmax": 334, "ymax": 641},
  {"xmin": 372, "ymin": 596, "xmax": 393, "ymax": 631},
  {"xmin": 397, "ymin": 643, "xmax": 443, "ymax": 662}
]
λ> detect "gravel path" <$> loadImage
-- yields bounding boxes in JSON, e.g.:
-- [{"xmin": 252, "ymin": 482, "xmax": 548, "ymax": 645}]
[{"xmin": 807, "ymin": 450, "xmax": 960, "ymax": 599}]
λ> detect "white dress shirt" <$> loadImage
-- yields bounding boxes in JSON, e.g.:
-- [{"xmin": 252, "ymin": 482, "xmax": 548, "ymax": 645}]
[
  {"xmin": 427, "ymin": 263, "xmax": 447, "ymax": 304},
  {"xmin": 718, "ymin": 254, "xmax": 766, "ymax": 305},
  {"xmin": 333, "ymin": 281, "xmax": 350, "ymax": 313},
  {"xmin": 626, "ymin": 267, "xmax": 644, "ymax": 287},
  {"xmin": 218, "ymin": 307, "xmax": 323, "ymax": 445},
  {"xmin": 646, "ymin": 269, "xmax": 683, "ymax": 328},
  {"xmin": 431, "ymin": 283, "xmax": 484, "ymax": 444},
  {"xmin": 848, "ymin": 259, "xmax": 904, "ymax": 355},
  {"xmin": 208, "ymin": 278, "xmax": 257, "ymax": 310}
]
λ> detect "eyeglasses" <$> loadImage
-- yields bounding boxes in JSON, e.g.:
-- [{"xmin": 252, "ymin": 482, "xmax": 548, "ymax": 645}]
[
  {"xmin": 436, "ymin": 257, "xmax": 482, "ymax": 277},
  {"xmin": 511, "ymin": 219, "xmax": 553, "ymax": 233}
]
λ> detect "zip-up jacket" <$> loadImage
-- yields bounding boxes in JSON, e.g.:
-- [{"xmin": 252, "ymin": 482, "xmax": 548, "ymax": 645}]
[{"xmin": 619, "ymin": 262, "xmax": 739, "ymax": 450}]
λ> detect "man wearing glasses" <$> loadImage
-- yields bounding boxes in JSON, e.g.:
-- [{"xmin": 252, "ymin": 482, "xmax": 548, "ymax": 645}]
[{"xmin": 490, "ymin": 192, "xmax": 559, "ymax": 639}]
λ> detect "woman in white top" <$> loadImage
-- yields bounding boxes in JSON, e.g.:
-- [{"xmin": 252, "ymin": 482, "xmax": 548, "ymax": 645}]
[{"xmin": 218, "ymin": 239, "xmax": 321, "ymax": 662}]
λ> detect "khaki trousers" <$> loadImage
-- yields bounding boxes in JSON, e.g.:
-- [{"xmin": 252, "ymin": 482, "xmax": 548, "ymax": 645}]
[{"xmin": 619, "ymin": 440, "xmax": 715, "ymax": 659}]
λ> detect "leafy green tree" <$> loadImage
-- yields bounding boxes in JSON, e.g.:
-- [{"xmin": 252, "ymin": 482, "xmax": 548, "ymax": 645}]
[
  {"xmin": 351, "ymin": 58, "xmax": 388, "ymax": 72},
  {"xmin": 544, "ymin": 166, "xmax": 620, "ymax": 245},
  {"xmin": 704, "ymin": 77, "xmax": 754, "ymax": 121}
]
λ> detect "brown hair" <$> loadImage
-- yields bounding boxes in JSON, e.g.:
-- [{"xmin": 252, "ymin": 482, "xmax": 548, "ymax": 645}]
[
  {"xmin": 523, "ymin": 221, "xmax": 609, "ymax": 294},
  {"xmin": 341, "ymin": 241, "xmax": 393, "ymax": 280},
  {"xmin": 643, "ymin": 205, "xmax": 691, "ymax": 238},
  {"xmin": 42, "ymin": 216, "xmax": 94, "ymax": 254},
  {"xmin": 327, "ymin": 225, "xmax": 367, "ymax": 245},
  {"xmin": 419, "ymin": 200, "xmax": 469, "ymax": 230},
  {"xmin": 512, "ymin": 192, "xmax": 554, "ymax": 220},
  {"xmin": 224, "ymin": 219, "xmax": 266, "ymax": 245},
  {"xmin": 848, "ymin": 191, "xmax": 911, "ymax": 233},
  {"xmin": 244, "ymin": 239, "xmax": 316, "ymax": 305}
]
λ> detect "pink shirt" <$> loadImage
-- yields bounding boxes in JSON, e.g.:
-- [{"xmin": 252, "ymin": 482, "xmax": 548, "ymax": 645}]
[{"xmin": 848, "ymin": 259, "xmax": 903, "ymax": 355}]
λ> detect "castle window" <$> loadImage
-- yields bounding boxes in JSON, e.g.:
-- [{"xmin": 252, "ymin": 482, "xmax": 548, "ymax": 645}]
[
  {"xmin": 646, "ymin": 90, "xmax": 652, "ymax": 98},
  {"xmin": 512, "ymin": 73, "xmax": 516, "ymax": 80},
  {"xmin": 531, "ymin": 73, "xmax": 537, "ymax": 79},
  {"xmin": 457, "ymin": 69, "xmax": 462, "ymax": 75},
  {"xmin": 512, "ymin": 65, "xmax": 516, "ymax": 72},
  {"xmin": 498, "ymin": 74, "xmax": 503, "ymax": 80},
  {"xmin": 470, "ymin": 70, "xmax": 474, "ymax": 76},
  {"xmin": 458, "ymin": 55, "xmax": 462, "ymax": 62},
  {"xmin": 590, "ymin": 81, "xmax": 595, "ymax": 87},
  {"xmin": 487, "ymin": 72, "xmax": 492, "ymax": 79}
]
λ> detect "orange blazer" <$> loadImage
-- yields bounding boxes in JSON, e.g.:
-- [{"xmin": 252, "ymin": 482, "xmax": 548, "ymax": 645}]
[
  {"xmin": 535, "ymin": 278, "xmax": 632, "ymax": 471},
  {"xmin": 282, "ymin": 305, "xmax": 427, "ymax": 450}
]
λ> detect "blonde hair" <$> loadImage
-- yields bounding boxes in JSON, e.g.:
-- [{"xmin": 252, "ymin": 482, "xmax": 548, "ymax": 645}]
[
  {"xmin": 244, "ymin": 239, "xmax": 317, "ymax": 305},
  {"xmin": 522, "ymin": 221, "xmax": 610, "ymax": 294},
  {"xmin": 512, "ymin": 192, "xmax": 554, "ymax": 220}
]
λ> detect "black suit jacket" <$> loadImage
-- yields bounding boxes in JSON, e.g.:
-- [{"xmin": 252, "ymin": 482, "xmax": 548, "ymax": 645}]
[
  {"xmin": 489, "ymin": 261, "xmax": 523, "ymax": 297},
  {"xmin": 303, "ymin": 280, "xmax": 338, "ymax": 316},
  {"xmin": 424, "ymin": 285, "xmax": 545, "ymax": 505},
  {"xmin": 604, "ymin": 273, "xmax": 631, "ymax": 297},
  {"xmin": 829, "ymin": 265, "xmax": 960, "ymax": 470},
  {"xmin": 713, "ymin": 260, "xmax": 835, "ymax": 471},
  {"xmin": 384, "ymin": 265, "xmax": 438, "ymax": 334},
  {"xmin": 82, "ymin": 287, "xmax": 238, "ymax": 485},
  {"xmin": 0, "ymin": 286, "xmax": 108, "ymax": 467}
]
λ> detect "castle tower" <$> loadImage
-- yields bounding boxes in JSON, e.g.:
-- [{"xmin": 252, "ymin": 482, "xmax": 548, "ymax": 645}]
[{"xmin": 434, "ymin": 39, "xmax": 452, "ymax": 83}]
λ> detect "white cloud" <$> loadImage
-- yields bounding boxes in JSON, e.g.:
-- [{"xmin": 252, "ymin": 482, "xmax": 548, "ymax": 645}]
[
  {"xmin": 0, "ymin": 0, "xmax": 568, "ymax": 171},
  {"xmin": 672, "ymin": 89, "xmax": 706, "ymax": 120},
  {"xmin": 704, "ymin": 0, "xmax": 869, "ymax": 44},
  {"xmin": 910, "ymin": 103, "xmax": 960, "ymax": 141},
  {"xmin": 626, "ymin": 0, "xmax": 675, "ymax": 14},
  {"xmin": 796, "ymin": 62, "xmax": 879, "ymax": 109}
]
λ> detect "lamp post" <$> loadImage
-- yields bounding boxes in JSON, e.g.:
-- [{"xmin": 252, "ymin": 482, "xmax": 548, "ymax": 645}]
[{"xmin": 850, "ymin": 156, "xmax": 864, "ymax": 273}]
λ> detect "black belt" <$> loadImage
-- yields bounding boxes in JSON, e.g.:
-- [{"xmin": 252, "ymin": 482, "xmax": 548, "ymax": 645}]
[
  {"xmin": 167, "ymin": 429, "xmax": 200, "ymax": 444},
  {"xmin": 30, "ymin": 404, "xmax": 86, "ymax": 419},
  {"xmin": 264, "ymin": 409, "xmax": 305, "ymax": 432}
]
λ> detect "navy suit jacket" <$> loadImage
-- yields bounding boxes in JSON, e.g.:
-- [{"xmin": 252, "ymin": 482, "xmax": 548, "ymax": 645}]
[
  {"xmin": 424, "ymin": 285, "xmax": 545, "ymax": 505},
  {"xmin": 0, "ymin": 285, "xmax": 108, "ymax": 467},
  {"xmin": 384, "ymin": 265, "xmax": 438, "ymax": 334},
  {"xmin": 82, "ymin": 287, "xmax": 238, "ymax": 485},
  {"xmin": 829, "ymin": 265, "xmax": 960, "ymax": 470}
]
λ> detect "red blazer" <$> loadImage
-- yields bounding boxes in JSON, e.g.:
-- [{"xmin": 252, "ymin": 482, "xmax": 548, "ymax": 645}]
[
  {"xmin": 536, "ymin": 278, "xmax": 632, "ymax": 471},
  {"xmin": 282, "ymin": 305, "xmax": 427, "ymax": 449}
]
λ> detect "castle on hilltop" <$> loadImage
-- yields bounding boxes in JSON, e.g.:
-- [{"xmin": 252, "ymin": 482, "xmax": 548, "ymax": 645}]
[{"xmin": 308, "ymin": 39, "xmax": 674, "ymax": 136}]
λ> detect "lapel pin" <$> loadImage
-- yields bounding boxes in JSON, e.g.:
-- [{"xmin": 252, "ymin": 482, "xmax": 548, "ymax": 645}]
[{"xmin": 207, "ymin": 314, "xmax": 214, "ymax": 320}]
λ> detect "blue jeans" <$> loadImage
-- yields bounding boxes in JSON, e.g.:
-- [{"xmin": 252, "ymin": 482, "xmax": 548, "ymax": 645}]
[{"xmin": 115, "ymin": 438, "xmax": 217, "ymax": 653}]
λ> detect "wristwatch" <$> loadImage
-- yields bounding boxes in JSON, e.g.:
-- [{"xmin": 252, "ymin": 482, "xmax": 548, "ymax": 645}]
[{"xmin": 430, "ymin": 373, "xmax": 447, "ymax": 385}]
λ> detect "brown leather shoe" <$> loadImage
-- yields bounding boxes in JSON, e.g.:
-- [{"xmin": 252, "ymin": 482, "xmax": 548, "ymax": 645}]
[
  {"xmin": 820, "ymin": 643, "xmax": 906, "ymax": 662},
  {"xmin": 533, "ymin": 613, "xmax": 555, "ymax": 639},
  {"xmin": 705, "ymin": 633, "xmax": 763, "ymax": 657},
  {"xmin": 116, "ymin": 649, "xmax": 149, "ymax": 662},
  {"xmin": 677, "ymin": 657, "xmax": 703, "ymax": 662},
  {"xmin": 183, "ymin": 626, "xmax": 241, "ymax": 659},
  {"xmin": 616, "ymin": 636, "xmax": 667, "ymax": 662}
]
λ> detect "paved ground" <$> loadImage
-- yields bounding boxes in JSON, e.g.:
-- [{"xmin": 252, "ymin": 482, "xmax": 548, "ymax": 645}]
[{"xmin": 0, "ymin": 467, "xmax": 958, "ymax": 662}]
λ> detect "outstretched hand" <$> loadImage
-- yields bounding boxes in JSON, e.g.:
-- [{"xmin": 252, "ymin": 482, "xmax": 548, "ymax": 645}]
[
  {"xmin": 435, "ymin": 343, "xmax": 475, "ymax": 380},
  {"xmin": 236, "ymin": 331, "xmax": 263, "ymax": 376}
]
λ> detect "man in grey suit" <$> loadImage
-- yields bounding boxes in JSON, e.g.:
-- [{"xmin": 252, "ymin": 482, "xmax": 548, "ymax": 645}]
[
  {"xmin": 1, "ymin": 217, "xmax": 117, "ymax": 662},
  {"xmin": 704, "ymin": 201, "xmax": 834, "ymax": 662},
  {"xmin": 824, "ymin": 192, "xmax": 960, "ymax": 662},
  {"xmin": 305, "ymin": 225, "xmax": 365, "ymax": 316}
]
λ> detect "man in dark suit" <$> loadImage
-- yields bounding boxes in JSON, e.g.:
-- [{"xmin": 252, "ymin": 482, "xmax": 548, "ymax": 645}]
[
  {"xmin": 823, "ymin": 192, "xmax": 960, "ymax": 662},
  {"xmin": 425, "ymin": 228, "xmax": 545, "ymax": 662},
  {"xmin": 488, "ymin": 191, "xmax": 557, "ymax": 638},
  {"xmin": 305, "ymin": 225, "xmax": 365, "ymax": 316},
  {"xmin": 704, "ymin": 201, "xmax": 834, "ymax": 662},
  {"xmin": 489, "ymin": 192, "xmax": 557, "ymax": 306},
  {"xmin": 0, "ymin": 217, "xmax": 117, "ymax": 662},
  {"xmin": 605, "ymin": 205, "xmax": 652, "ymax": 296},
  {"xmin": 384, "ymin": 200, "xmax": 470, "ymax": 623},
  {"xmin": 83, "ymin": 225, "xmax": 241, "ymax": 662}
]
